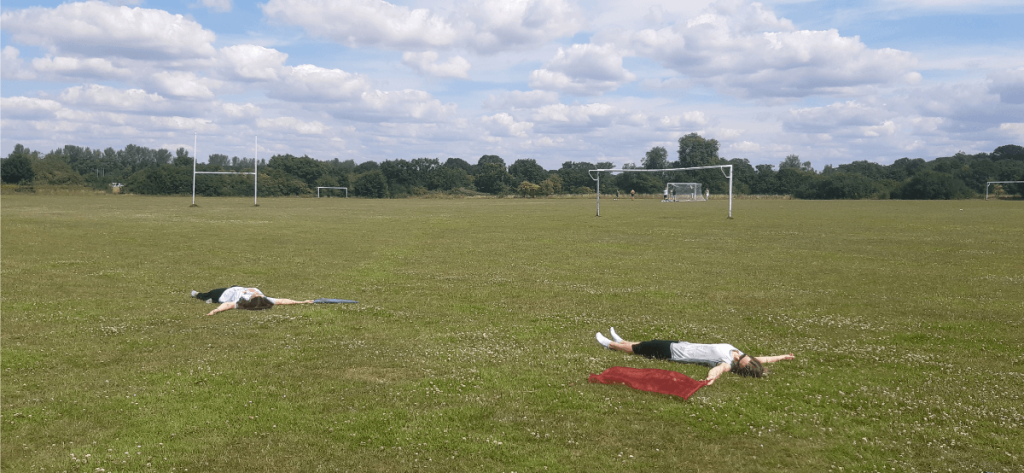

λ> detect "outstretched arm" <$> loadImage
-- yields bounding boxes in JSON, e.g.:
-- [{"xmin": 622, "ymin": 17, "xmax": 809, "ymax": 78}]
[
  {"xmin": 755, "ymin": 354, "xmax": 795, "ymax": 364},
  {"xmin": 705, "ymin": 363, "xmax": 730, "ymax": 385},
  {"xmin": 207, "ymin": 302, "xmax": 236, "ymax": 316},
  {"xmin": 273, "ymin": 298, "xmax": 314, "ymax": 305}
]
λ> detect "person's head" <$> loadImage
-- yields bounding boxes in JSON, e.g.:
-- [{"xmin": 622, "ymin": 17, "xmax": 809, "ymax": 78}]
[
  {"xmin": 236, "ymin": 295, "xmax": 274, "ymax": 310},
  {"xmin": 731, "ymin": 354, "xmax": 764, "ymax": 378}
]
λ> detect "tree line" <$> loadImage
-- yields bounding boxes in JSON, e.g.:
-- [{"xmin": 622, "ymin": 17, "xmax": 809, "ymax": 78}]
[{"xmin": 2, "ymin": 135, "xmax": 1023, "ymax": 199}]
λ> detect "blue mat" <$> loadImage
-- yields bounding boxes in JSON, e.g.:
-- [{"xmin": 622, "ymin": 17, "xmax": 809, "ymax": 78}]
[{"xmin": 313, "ymin": 298, "xmax": 358, "ymax": 304}]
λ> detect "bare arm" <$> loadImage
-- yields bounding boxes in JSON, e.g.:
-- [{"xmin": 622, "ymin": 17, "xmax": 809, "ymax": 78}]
[
  {"xmin": 755, "ymin": 354, "xmax": 795, "ymax": 364},
  {"xmin": 272, "ymin": 298, "xmax": 314, "ymax": 305},
  {"xmin": 207, "ymin": 302, "xmax": 235, "ymax": 316},
  {"xmin": 705, "ymin": 363, "xmax": 730, "ymax": 385}
]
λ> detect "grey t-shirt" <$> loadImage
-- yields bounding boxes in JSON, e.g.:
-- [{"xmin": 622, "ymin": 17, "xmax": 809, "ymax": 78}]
[{"xmin": 669, "ymin": 342, "xmax": 741, "ymax": 367}]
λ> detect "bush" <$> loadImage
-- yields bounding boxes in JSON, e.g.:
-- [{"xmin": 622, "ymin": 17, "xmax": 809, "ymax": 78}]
[
  {"xmin": 353, "ymin": 170, "xmax": 389, "ymax": 198},
  {"xmin": 895, "ymin": 171, "xmax": 972, "ymax": 199},
  {"xmin": 795, "ymin": 173, "xmax": 880, "ymax": 199}
]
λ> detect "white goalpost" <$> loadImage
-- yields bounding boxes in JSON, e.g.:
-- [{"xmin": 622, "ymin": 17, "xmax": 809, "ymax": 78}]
[
  {"xmin": 985, "ymin": 181, "xmax": 1024, "ymax": 200},
  {"xmin": 588, "ymin": 165, "xmax": 734, "ymax": 218},
  {"xmin": 663, "ymin": 182, "xmax": 706, "ymax": 202},
  {"xmin": 317, "ymin": 187, "xmax": 348, "ymax": 198},
  {"xmin": 191, "ymin": 134, "xmax": 259, "ymax": 207}
]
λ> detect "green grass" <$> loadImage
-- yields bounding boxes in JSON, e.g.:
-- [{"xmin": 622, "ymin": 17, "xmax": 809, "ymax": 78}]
[{"xmin": 2, "ymin": 194, "xmax": 1022, "ymax": 472}]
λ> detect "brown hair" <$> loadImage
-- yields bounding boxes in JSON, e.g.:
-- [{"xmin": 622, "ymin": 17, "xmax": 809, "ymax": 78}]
[
  {"xmin": 731, "ymin": 355, "xmax": 764, "ymax": 378},
  {"xmin": 236, "ymin": 296, "xmax": 274, "ymax": 310}
]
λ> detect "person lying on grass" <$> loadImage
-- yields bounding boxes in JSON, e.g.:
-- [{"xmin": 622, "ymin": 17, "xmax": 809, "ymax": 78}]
[
  {"xmin": 596, "ymin": 327, "xmax": 794, "ymax": 385},
  {"xmin": 192, "ymin": 287, "xmax": 313, "ymax": 316}
]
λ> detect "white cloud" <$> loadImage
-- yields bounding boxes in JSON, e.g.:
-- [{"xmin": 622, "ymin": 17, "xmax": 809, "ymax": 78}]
[
  {"xmin": 481, "ymin": 112, "xmax": 533, "ymax": 137},
  {"xmin": 271, "ymin": 64, "xmax": 372, "ymax": 102},
  {"xmin": 998, "ymin": 123, "xmax": 1024, "ymax": 137},
  {"xmin": 1, "ymin": 46, "xmax": 35, "ymax": 80},
  {"xmin": 220, "ymin": 45, "xmax": 289, "ymax": 81},
  {"xmin": 402, "ymin": 51, "xmax": 471, "ymax": 79},
  {"xmin": 529, "ymin": 43, "xmax": 636, "ymax": 95},
  {"xmin": 0, "ymin": 96, "xmax": 64, "ymax": 119},
  {"xmin": 32, "ymin": 56, "xmax": 131, "ymax": 80},
  {"xmin": 989, "ymin": 68, "xmax": 1024, "ymax": 104},
  {"xmin": 465, "ymin": 0, "xmax": 585, "ymax": 53},
  {"xmin": 260, "ymin": 0, "xmax": 583, "ymax": 54},
  {"xmin": 261, "ymin": 0, "xmax": 459, "ymax": 50},
  {"xmin": 0, "ymin": 1, "xmax": 217, "ymax": 60},
  {"xmin": 59, "ymin": 84, "xmax": 167, "ymax": 112},
  {"xmin": 258, "ymin": 117, "xmax": 326, "ymax": 135},
  {"xmin": 784, "ymin": 101, "xmax": 891, "ymax": 134},
  {"xmin": 484, "ymin": 90, "xmax": 560, "ymax": 109},
  {"xmin": 150, "ymin": 71, "xmax": 218, "ymax": 99},
  {"xmin": 629, "ymin": 1, "xmax": 918, "ymax": 98},
  {"xmin": 198, "ymin": 0, "xmax": 232, "ymax": 13}
]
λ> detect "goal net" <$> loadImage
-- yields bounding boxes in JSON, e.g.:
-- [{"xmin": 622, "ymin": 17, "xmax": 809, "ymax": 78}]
[{"xmin": 664, "ymin": 183, "xmax": 705, "ymax": 202}]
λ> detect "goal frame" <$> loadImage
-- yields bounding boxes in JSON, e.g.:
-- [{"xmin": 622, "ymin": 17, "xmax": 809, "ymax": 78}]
[
  {"xmin": 317, "ymin": 187, "xmax": 348, "ymax": 198},
  {"xmin": 985, "ymin": 181, "xmax": 1024, "ymax": 200},
  {"xmin": 191, "ymin": 135, "xmax": 259, "ymax": 207},
  {"xmin": 663, "ymin": 182, "xmax": 706, "ymax": 202},
  {"xmin": 588, "ymin": 165, "xmax": 734, "ymax": 218}
]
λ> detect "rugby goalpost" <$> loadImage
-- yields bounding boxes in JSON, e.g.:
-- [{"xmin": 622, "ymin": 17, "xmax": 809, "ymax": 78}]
[
  {"xmin": 191, "ymin": 134, "xmax": 258, "ymax": 206},
  {"xmin": 985, "ymin": 181, "xmax": 1024, "ymax": 200},
  {"xmin": 588, "ymin": 165, "xmax": 733, "ymax": 218},
  {"xmin": 317, "ymin": 187, "xmax": 348, "ymax": 198}
]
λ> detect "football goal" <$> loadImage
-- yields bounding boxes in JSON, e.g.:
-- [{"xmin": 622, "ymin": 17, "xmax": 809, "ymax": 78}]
[
  {"xmin": 191, "ymin": 135, "xmax": 258, "ymax": 207},
  {"xmin": 317, "ymin": 187, "xmax": 348, "ymax": 198},
  {"xmin": 663, "ymin": 183, "xmax": 706, "ymax": 202},
  {"xmin": 986, "ymin": 181, "xmax": 1024, "ymax": 199},
  {"xmin": 588, "ymin": 165, "xmax": 734, "ymax": 218}
]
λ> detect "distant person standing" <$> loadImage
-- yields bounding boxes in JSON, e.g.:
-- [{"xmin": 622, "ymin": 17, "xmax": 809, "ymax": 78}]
[
  {"xmin": 663, "ymin": 188, "xmax": 668, "ymax": 201},
  {"xmin": 630, "ymin": 189, "xmax": 636, "ymax": 200}
]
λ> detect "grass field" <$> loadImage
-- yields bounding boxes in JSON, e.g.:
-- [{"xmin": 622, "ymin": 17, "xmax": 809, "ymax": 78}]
[{"xmin": 2, "ymin": 194, "xmax": 1021, "ymax": 472}]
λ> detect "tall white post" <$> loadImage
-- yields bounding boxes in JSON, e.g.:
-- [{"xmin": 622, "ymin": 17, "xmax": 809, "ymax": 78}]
[
  {"xmin": 254, "ymin": 136, "xmax": 259, "ymax": 206},
  {"xmin": 728, "ymin": 164, "xmax": 733, "ymax": 219},
  {"xmin": 596, "ymin": 173, "xmax": 601, "ymax": 216},
  {"xmin": 191, "ymin": 132, "xmax": 197, "ymax": 206}
]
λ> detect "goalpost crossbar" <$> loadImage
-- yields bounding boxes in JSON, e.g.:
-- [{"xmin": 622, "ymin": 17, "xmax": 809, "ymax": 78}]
[
  {"xmin": 317, "ymin": 187, "xmax": 348, "ymax": 198},
  {"xmin": 191, "ymin": 134, "xmax": 259, "ymax": 206},
  {"xmin": 985, "ymin": 181, "xmax": 1024, "ymax": 200},
  {"xmin": 588, "ymin": 165, "xmax": 734, "ymax": 218}
]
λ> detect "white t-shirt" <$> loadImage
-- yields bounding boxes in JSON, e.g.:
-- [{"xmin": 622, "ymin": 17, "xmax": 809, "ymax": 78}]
[
  {"xmin": 669, "ymin": 342, "xmax": 741, "ymax": 367},
  {"xmin": 219, "ymin": 287, "xmax": 277, "ymax": 305}
]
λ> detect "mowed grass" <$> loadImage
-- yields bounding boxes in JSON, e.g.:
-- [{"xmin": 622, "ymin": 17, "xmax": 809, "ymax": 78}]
[{"xmin": 1, "ymin": 194, "xmax": 1021, "ymax": 472}]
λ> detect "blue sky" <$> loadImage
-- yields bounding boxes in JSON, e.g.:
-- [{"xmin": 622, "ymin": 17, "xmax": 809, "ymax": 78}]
[{"xmin": 2, "ymin": 0, "xmax": 1022, "ymax": 170}]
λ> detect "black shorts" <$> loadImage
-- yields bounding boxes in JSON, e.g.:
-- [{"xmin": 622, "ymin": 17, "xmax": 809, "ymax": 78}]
[
  {"xmin": 195, "ymin": 287, "xmax": 237, "ymax": 303},
  {"xmin": 631, "ymin": 340, "xmax": 676, "ymax": 360}
]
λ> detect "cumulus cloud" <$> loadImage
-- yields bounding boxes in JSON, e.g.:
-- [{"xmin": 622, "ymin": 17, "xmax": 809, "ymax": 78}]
[
  {"xmin": 271, "ymin": 64, "xmax": 372, "ymax": 102},
  {"xmin": 402, "ymin": 51, "xmax": 471, "ymax": 79},
  {"xmin": 784, "ymin": 101, "xmax": 887, "ymax": 134},
  {"xmin": 198, "ymin": 0, "xmax": 232, "ymax": 13},
  {"xmin": 465, "ymin": 0, "xmax": 585, "ymax": 53},
  {"xmin": 220, "ymin": 45, "xmax": 289, "ymax": 81},
  {"xmin": 59, "ymin": 84, "xmax": 167, "ymax": 112},
  {"xmin": 261, "ymin": 0, "xmax": 583, "ymax": 54},
  {"xmin": 481, "ymin": 112, "xmax": 533, "ymax": 137},
  {"xmin": 32, "ymin": 56, "xmax": 131, "ymax": 80},
  {"xmin": 0, "ymin": 1, "xmax": 217, "ymax": 60},
  {"xmin": 1, "ymin": 46, "xmax": 35, "ymax": 80},
  {"xmin": 629, "ymin": 0, "xmax": 918, "ymax": 98},
  {"xmin": 989, "ymin": 68, "xmax": 1024, "ymax": 104},
  {"xmin": 257, "ymin": 117, "xmax": 326, "ymax": 135},
  {"xmin": 529, "ymin": 43, "xmax": 636, "ymax": 95},
  {"xmin": 150, "ymin": 71, "xmax": 218, "ymax": 99},
  {"xmin": 261, "ymin": 0, "xmax": 459, "ymax": 50},
  {"xmin": 0, "ymin": 96, "xmax": 64, "ymax": 120},
  {"xmin": 483, "ymin": 90, "xmax": 560, "ymax": 109}
]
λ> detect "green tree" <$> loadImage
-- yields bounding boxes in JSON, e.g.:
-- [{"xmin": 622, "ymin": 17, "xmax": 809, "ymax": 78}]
[
  {"xmin": 509, "ymin": 159, "xmax": 548, "ymax": 186},
  {"xmin": 795, "ymin": 172, "xmax": 880, "ymax": 199},
  {"xmin": 354, "ymin": 161, "xmax": 380, "ymax": 173},
  {"xmin": 474, "ymin": 162, "xmax": 513, "ymax": 194},
  {"xmin": 750, "ymin": 164, "xmax": 777, "ymax": 194},
  {"xmin": 895, "ymin": 171, "xmax": 972, "ymax": 199},
  {"xmin": 443, "ymin": 157, "xmax": 474, "ymax": 174},
  {"xmin": 556, "ymin": 161, "xmax": 597, "ymax": 192},
  {"xmin": 780, "ymin": 154, "xmax": 814, "ymax": 172},
  {"xmin": 477, "ymin": 155, "xmax": 505, "ymax": 170},
  {"xmin": 268, "ymin": 154, "xmax": 325, "ymax": 187},
  {"xmin": 642, "ymin": 146, "xmax": 669, "ymax": 169},
  {"xmin": 34, "ymin": 151, "xmax": 85, "ymax": 186},
  {"xmin": 677, "ymin": 133, "xmax": 719, "ymax": 167},
  {"xmin": 427, "ymin": 166, "xmax": 472, "ymax": 191},
  {"xmin": 173, "ymin": 148, "xmax": 193, "ymax": 166},
  {"xmin": 615, "ymin": 171, "xmax": 663, "ymax": 194},
  {"xmin": 353, "ymin": 170, "xmax": 388, "ymax": 198},
  {"xmin": 2, "ymin": 144, "xmax": 38, "ymax": 184}
]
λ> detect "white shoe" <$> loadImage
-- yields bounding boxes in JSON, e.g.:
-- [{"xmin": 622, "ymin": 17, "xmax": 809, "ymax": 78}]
[
  {"xmin": 609, "ymin": 327, "xmax": 624, "ymax": 343},
  {"xmin": 596, "ymin": 332, "xmax": 612, "ymax": 348},
  {"xmin": 191, "ymin": 290, "xmax": 199, "ymax": 298}
]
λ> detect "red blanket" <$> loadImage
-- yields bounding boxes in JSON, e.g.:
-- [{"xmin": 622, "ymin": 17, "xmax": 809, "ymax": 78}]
[{"xmin": 589, "ymin": 367, "xmax": 708, "ymax": 400}]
